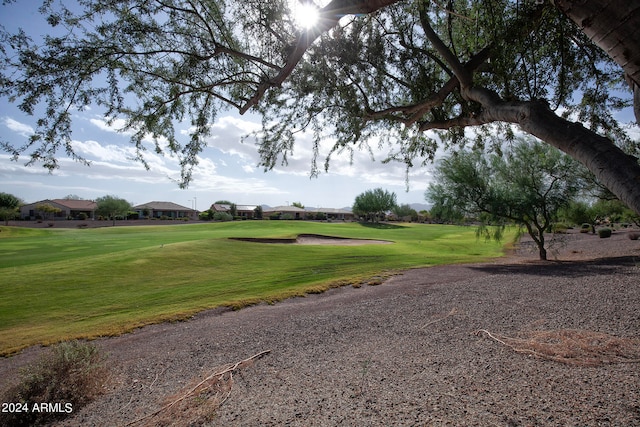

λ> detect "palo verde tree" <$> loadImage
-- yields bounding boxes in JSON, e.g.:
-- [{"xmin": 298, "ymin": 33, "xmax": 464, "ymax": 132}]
[
  {"xmin": 427, "ymin": 139, "xmax": 586, "ymax": 260},
  {"xmin": 353, "ymin": 188, "xmax": 397, "ymax": 222},
  {"xmin": 95, "ymin": 195, "xmax": 132, "ymax": 226},
  {"xmin": 0, "ymin": 1, "xmax": 639, "ymax": 213},
  {"xmin": 36, "ymin": 203, "xmax": 62, "ymax": 221}
]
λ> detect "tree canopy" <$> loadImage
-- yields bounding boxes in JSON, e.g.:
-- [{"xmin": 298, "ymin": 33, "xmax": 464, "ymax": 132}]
[
  {"xmin": 0, "ymin": 192, "xmax": 21, "ymax": 225},
  {"xmin": 426, "ymin": 139, "xmax": 586, "ymax": 260},
  {"xmin": 95, "ymin": 195, "xmax": 132, "ymax": 225},
  {"xmin": 1, "ymin": 1, "xmax": 639, "ymax": 213},
  {"xmin": 353, "ymin": 187, "xmax": 397, "ymax": 222}
]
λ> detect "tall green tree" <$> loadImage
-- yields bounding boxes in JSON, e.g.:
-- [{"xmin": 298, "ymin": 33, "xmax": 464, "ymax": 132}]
[
  {"xmin": 353, "ymin": 188, "xmax": 397, "ymax": 222},
  {"xmin": 1, "ymin": 1, "xmax": 639, "ymax": 213},
  {"xmin": 0, "ymin": 192, "xmax": 22, "ymax": 225},
  {"xmin": 95, "ymin": 195, "xmax": 132, "ymax": 226},
  {"xmin": 426, "ymin": 139, "xmax": 586, "ymax": 260},
  {"xmin": 392, "ymin": 204, "xmax": 418, "ymax": 222}
]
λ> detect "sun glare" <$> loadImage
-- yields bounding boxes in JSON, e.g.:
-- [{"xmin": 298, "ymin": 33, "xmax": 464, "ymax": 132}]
[{"xmin": 292, "ymin": 1, "xmax": 320, "ymax": 29}]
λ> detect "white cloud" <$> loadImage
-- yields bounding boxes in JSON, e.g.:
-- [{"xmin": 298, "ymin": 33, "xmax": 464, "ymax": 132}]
[
  {"xmin": 71, "ymin": 139, "xmax": 136, "ymax": 163},
  {"xmin": 4, "ymin": 117, "xmax": 34, "ymax": 137},
  {"xmin": 89, "ymin": 117, "xmax": 131, "ymax": 135}
]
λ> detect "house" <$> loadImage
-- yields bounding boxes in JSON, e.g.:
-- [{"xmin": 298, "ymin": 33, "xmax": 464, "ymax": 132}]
[
  {"xmin": 133, "ymin": 201, "xmax": 198, "ymax": 219},
  {"xmin": 263, "ymin": 205, "xmax": 307, "ymax": 219},
  {"xmin": 211, "ymin": 203, "xmax": 260, "ymax": 219},
  {"xmin": 20, "ymin": 199, "xmax": 97, "ymax": 220},
  {"xmin": 305, "ymin": 207, "xmax": 355, "ymax": 221},
  {"xmin": 210, "ymin": 202, "xmax": 354, "ymax": 221}
]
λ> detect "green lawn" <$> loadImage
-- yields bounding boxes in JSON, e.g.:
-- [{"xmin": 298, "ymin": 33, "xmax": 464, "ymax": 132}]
[{"xmin": 0, "ymin": 221, "xmax": 512, "ymax": 355}]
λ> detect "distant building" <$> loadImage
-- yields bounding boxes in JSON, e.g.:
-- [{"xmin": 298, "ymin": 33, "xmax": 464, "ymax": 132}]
[
  {"xmin": 133, "ymin": 201, "xmax": 197, "ymax": 219},
  {"xmin": 306, "ymin": 207, "xmax": 354, "ymax": 221},
  {"xmin": 211, "ymin": 203, "xmax": 259, "ymax": 219},
  {"xmin": 20, "ymin": 199, "xmax": 97, "ymax": 220},
  {"xmin": 263, "ymin": 205, "xmax": 307, "ymax": 219}
]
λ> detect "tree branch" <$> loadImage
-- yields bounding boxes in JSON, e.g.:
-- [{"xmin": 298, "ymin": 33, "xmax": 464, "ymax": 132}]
[{"xmin": 239, "ymin": 0, "xmax": 402, "ymax": 114}]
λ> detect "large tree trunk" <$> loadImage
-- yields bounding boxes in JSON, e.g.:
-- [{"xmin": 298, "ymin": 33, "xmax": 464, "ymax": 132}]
[
  {"xmin": 461, "ymin": 88, "xmax": 640, "ymax": 216},
  {"xmin": 554, "ymin": 0, "xmax": 640, "ymax": 124},
  {"xmin": 518, "ymin": 101, "xmax": 640, "ymax": 216}
]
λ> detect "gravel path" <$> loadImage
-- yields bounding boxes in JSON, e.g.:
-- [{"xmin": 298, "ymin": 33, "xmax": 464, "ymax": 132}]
[{"xmin": 2, "ymin": 229, "xmax": 639, "ymax": 426}]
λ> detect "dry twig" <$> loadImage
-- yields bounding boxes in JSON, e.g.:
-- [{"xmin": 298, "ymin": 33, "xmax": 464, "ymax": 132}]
[
  {"xmin": 125, "ymin": 350, "xmax": 271, "ymax": 426},
  {"xmin": 421, "ymin": 308, "xmax": 458, "ymax": 329},
  {"xmin": 477, "ymin": 329, "xmax": 640, "ymax": 366}
]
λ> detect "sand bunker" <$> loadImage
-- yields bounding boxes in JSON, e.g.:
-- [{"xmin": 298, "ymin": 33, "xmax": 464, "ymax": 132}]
[{"xmin": 229, "ymin": 234, "xmax": 393, "ymax": 246}]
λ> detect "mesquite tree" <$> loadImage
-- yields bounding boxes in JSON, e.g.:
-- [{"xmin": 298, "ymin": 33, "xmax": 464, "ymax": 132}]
[
  {"xmin": 427, "ymin": 139, "xmax": 586, "ymax": 260},
  {"xmin": 0, "ymin": 0, "xmax": 639, "ymax": 213},
  {"xmin": 353, "ymin": 187, "xmax": 397, "ymax": 222}
]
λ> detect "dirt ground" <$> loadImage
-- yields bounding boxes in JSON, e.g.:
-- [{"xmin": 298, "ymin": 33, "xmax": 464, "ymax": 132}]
[{"xmin": 1, "ymin": 228, "xmax": 639, "ymax": 426}]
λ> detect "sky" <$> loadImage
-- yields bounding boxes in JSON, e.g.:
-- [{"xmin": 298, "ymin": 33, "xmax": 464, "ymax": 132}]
[{"xmin": 0, "ymin": 2, "xmax": 434, "ymax": 210}]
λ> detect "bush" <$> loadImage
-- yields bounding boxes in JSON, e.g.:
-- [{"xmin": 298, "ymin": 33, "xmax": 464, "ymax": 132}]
[
  {"xmin": 213, "ymin": 212, "xmax": 233, "ymax": 221},
  {"xmin": 597, "ymin": 228, "xmax": 612, "ymax": 238},
  {"xmin": 552, "ymin": 223, "xmax": 569, "ymax": 234},
  {"xmin": 0, "ymin": 341, "xmax": 107, "ymax": 427},
  {"xmin": 199, "ymin": 210, "xmax": 213, "ymax": 221},
  {"xmin": 628, "ymin": 232, "xmax": 640, "ymax": 240},
  {"xmin": 580, "ymin": 223, "xmax": 591, "ymax": 233}
]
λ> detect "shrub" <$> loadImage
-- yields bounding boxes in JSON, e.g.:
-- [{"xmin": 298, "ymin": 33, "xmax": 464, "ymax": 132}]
[
  {"xmin": 213, "ymin": 212, "xmax": 233, "ymax": 221},
  {"xmin": 580, "ymin": 223, "xmax": 591, "ymax": 233},
  {"xmin": 628, "ymin": 232, "xmax": 640, "ymax": 240},
  {"xmin": 552, "ymin": 223, "xmax": 569, "ymax": 234},
  {"xmin": 597, "ymin": 228, "xmax": 612, "ymax": 238},
  {"xmin": 0, "ymin": 341, "xmax": 107, "ymax": 426},
  {"xmin": 199, "ymin": 210, "xmax": 212, "ymax": 221}
]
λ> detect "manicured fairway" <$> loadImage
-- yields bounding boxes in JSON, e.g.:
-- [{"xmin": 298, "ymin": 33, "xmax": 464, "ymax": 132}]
[{"xmin": 0, "ymin": 221, "xmax": 512, "ymax": 355}]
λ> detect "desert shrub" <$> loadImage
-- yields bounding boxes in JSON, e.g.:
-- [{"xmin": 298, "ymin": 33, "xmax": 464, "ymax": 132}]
[
  {"xmin": 199, "ymin": 210, "xmax": 213, "ymax": 221},
  {"xmin": 213, "ymin": 212, "xmax": 233, "ymax": 221},
  {"xmin": 551, "ymin": 223, "xmax": 569, "ymax": 234},
  {"xmin": 597, "ymin": 228, "xmax": 612, "ymax": 238},
  {"xmin": 580, "ymin": 223, "xmax": 591, "ymax": 233},
  {"xmin": 628, "ymin": 232, "xmax": 640, "ymax": 240},
  {"xmin": 0, "ymin": 340, "xmax": 107, "ymax": 427}
]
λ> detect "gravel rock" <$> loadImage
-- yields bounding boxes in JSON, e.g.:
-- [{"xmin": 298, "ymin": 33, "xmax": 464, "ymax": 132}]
[{"xmin": 1, "ymin": 229, "xmax": 639, "ymax": 426}]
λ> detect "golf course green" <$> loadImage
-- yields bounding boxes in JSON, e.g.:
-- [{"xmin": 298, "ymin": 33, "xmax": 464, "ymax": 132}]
[{"xmin": 0, "ymin": 221, "xmax": 512, "ymax": 355}]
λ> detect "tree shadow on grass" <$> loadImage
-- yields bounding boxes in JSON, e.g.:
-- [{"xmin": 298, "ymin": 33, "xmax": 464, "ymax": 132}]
[
  {"xmin": 357, "ymin": 222, "xmax": 408, "ymax": 230},
  {"xmin": 470, "ymin": 256, "xmax": 638, "ymax": 279}
]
